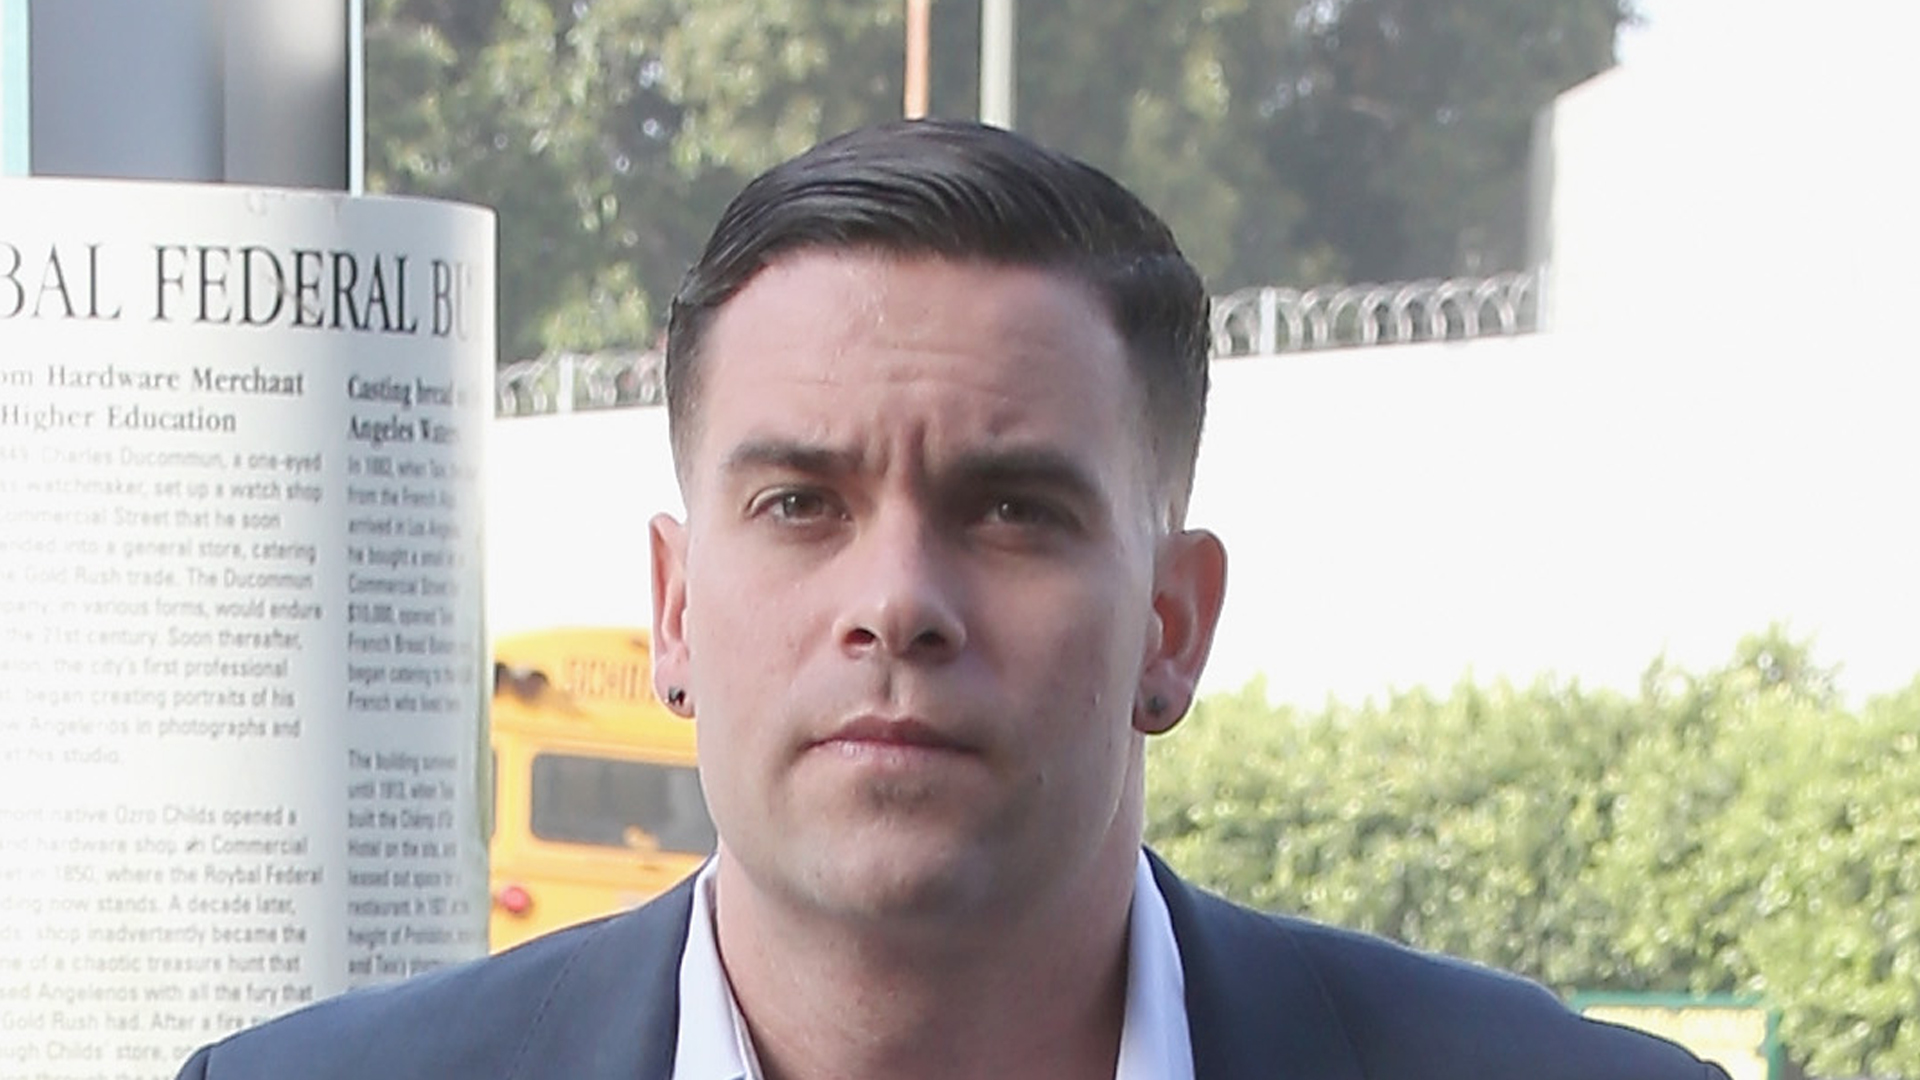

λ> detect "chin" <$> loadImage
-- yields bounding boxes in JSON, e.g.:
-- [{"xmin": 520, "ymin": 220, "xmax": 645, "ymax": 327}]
[{"xmin": 804, "ymin": 839, "xmax": 1002, "ymax": 925}]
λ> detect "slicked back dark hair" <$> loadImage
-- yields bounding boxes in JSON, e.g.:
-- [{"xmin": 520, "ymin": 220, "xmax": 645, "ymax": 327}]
[{"xmin": 664, "ymin": 118, "xmax": 1211, "ymax": 517}]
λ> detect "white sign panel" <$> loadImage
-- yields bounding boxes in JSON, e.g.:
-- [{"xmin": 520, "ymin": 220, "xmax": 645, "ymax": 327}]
[{"xmin": 0, "ymin": 178, "xmax": 494, "ymax": 1077}]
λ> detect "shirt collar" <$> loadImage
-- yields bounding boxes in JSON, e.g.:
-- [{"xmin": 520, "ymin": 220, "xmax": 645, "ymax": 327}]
[
  {"xmin": 671, "ymin": 851, "xmax": 1193, "ymax": 1080},
  {"xmin": 1118, "ymin": 848, "xmax": 1196, "ymax": 1080},
  {"xmin": 672, "ymin": 857, "xmax": 762, "ymax": 1080}
]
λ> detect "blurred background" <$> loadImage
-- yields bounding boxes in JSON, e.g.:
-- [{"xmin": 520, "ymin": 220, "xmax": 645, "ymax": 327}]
[
  {"xmin": 365, "ymin": 3, "xmax": 1917, "ymax": 1075},
  {"xmin": 369, "ymin": 0, "xmax": 1615, "ymax": 362}
]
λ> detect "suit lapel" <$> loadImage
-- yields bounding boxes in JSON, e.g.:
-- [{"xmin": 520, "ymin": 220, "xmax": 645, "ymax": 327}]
[
  {"xmin": 499, "ymin": 858, "xmax": 1365, "ymax": 1080},
  {"xmin": 505, "ymin": 875, "xmax": 697, "ymax": 1080},
  {"xmin": 1151, "ymin": 853, "xmax": 1366, "ymax": 1080}
]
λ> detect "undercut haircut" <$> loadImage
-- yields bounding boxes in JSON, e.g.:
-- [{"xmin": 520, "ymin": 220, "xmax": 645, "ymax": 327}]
[{"xmin": 664, "ymin": 118, "xmax": 1211, "ymax": 517}]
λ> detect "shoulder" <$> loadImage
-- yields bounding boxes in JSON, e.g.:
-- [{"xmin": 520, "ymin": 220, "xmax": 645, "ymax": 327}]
[
  {"xmin": 1150, "ymin": 857, "xmax": 1729, "ymax": 1080},
  {"xmin": 177, "ymin": 881, "xmax": 692, "ymax": 1080}
]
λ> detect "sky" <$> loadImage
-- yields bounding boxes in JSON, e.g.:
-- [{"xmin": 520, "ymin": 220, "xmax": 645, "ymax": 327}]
[
  {"xmin": 1614, "ymin": 0, "xmax": 1664, "ymax": 65},
  {"xmin": 1183, "ymin": 0, "xmax": 1920, "ymax": 706},
  {"xmin": 1620, "ymin": 0, "xmax": 1920, "ymax": 73}
]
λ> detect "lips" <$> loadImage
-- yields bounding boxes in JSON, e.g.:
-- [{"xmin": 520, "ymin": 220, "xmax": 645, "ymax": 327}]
[{"xmin": 813, "ymin": 716, "xmax": 973, "ymax": 754}]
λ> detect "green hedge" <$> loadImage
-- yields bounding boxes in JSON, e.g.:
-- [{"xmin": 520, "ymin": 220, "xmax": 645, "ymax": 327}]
[{"xmin": 1146, "ymin": 630, "xmax": 1920, "ymax": 1077}]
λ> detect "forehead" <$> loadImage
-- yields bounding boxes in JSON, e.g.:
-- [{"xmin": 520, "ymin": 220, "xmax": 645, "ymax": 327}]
[{"xmin": 682, "ymin": 251, "xmax": 1147, "ymax": 480}]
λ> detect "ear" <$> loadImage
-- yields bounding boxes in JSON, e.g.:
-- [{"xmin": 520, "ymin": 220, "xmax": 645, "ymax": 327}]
[
  {"xmin": 1133, "ymin": 527, "xmax": 1227, "ymax": 735},
  {"xmin": 649, "ymin": 512, "xmax": 692, "ymax": 708}
]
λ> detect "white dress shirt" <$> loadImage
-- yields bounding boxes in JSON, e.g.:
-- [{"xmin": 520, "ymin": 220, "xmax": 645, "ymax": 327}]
[{"xmin": 671, "ymin": 851, "xmax": 1195, "ymax": 1080}]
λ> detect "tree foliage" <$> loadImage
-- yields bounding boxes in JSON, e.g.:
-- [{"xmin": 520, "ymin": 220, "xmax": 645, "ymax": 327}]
[
  {"xmin": 365, "ymin": 0, "xmax": 1630, "ymax": 362},
  {"xmin": 1147, "ymin": 629, "xmax": 1920, "ymax": 1078}
]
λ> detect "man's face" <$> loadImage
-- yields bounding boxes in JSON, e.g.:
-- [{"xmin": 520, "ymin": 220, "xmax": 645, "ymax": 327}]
[{"xmin": 651, "ymin": 250, "xmax": 1222, "ymax": 931}]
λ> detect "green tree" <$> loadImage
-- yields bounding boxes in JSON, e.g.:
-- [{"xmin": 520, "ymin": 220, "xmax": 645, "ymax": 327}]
[
  {"xmin": 1585, "ymin": 630, "xmax": 1839, "ymax": 995},
  {"xmin": 367, "ymin": 0, "xmax": 918, "ymax": 363},
  {"xmin": 1147, "ymin": 633, "xmax": 1920, "ymax": 1077},
  {"xmin": 1248, "ymin": 0, "xmax": 1628, "ymax": 281},
  {"xmin": 1731, "ymin": 676, "xmax": 1920, "ymax": 1076},
  {"xmin": 1149, "ymin": 675, "xmax": 1645, "ymax": 988},
  {"xmin": 367, "ymin": 0, "xmax": 1633, "ymax": 358},
  {"xmin": 368, "ymin": 0, "xmax": 704, "ymax": 362}
]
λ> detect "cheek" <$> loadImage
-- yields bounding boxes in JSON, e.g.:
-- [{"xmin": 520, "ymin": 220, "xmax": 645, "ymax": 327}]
[
  {"xmin": 1018, "ymin": 582, "xmax": 1150, "ymax": 728},
  {"xmin": 693, "ymin": 727, "xmax": 759, "ymax": 851},
  {"xmin": 1020, "ymin": 625, "xmax": 1145, "ymax": 834},
  {"xmin": 685, "ymin": 538, "xmax": 777, "ymax": 653},
  {"xmin": 681, "ymin": 540, "xmax": 824, "ymax": 724},
  {"xmin": 1069, "ymin": 563, "xmax": 1153, "ymax": 668}
]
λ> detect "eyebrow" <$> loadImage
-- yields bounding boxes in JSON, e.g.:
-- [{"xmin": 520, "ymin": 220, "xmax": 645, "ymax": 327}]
[
  {"xmin": 720, "ymin": 439, "xmax": 861, "ymax": 479},
  {"xmin": 942, "ymin": 446, "xmax": 1105, "ymax": 506},
  {"xmin": 719, "ymin": 439, "xmax": 1106, "ymax": 504}
]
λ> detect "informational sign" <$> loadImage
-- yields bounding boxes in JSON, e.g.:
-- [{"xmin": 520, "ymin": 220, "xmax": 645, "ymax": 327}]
[
  {"xmin": 0, "ymin": 178, "xmax": 494, "ymax": 1078},
  {"xmin": 1576, "ymin": 995, "xmax": 1778, "ymax": 1080}
]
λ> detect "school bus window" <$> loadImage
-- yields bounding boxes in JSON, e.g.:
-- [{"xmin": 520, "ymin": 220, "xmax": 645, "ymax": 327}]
[{"xmin": 529, "ymin": 753, "xmax": 716, "ymax": 854}]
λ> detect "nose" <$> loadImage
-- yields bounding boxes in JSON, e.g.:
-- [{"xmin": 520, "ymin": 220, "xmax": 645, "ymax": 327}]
[{"xmin": 835, "ymin": 510, "xmax": 966, "ymax": 663}]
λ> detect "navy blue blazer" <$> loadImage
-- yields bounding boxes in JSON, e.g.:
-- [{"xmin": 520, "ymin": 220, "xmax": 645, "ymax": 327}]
[{"xmin": 177, "ymin": 854, "xmax": 1729, "ymax": 1079}]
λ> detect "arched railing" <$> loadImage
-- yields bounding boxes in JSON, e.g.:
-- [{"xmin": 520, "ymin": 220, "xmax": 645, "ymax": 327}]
[
  {"xmin": 496, "ymin": 349, "xmax": 665, "ymax": 417},
  {"xmin": 497, "ymin": 269, "xmax": 1546, "ymax": 416},
  {"xmin": 1209, "ymin": 269, "xmax": 1543, "ymax": 359}
]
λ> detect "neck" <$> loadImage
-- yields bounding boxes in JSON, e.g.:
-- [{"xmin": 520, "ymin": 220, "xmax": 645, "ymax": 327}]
[{"xmin": 712, "ymin": 840, "xmax": 1140, "ymax": 1080}]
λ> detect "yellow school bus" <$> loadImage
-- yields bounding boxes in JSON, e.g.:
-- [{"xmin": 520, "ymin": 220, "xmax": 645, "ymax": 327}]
[{"xmin": 489, "ymin": 627, "xmax": 715, "ymax": 951}]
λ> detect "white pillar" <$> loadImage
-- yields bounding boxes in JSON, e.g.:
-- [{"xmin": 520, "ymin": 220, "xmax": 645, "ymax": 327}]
[
  {"xmin": 980, "ymin": 0, "xmax": 1015, "ymax": 129},
  {"xmin": 0, "ymin": 5, "xmax": 495, "ymax": 1074}
]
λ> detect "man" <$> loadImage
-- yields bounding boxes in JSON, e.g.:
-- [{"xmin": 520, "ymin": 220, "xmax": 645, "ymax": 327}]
[{"xmin": 178, "ymin": 120, "xmax": 1728, "ymax": 1080}]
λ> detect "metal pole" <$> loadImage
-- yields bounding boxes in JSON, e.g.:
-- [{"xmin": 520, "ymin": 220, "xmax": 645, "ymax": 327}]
[
  {"xmin": 349, "ymin": 0, "xmax": 365, "ymax": 192},
  {"xmin": 0, "ymin": 0, "xmax": 28, "ymax": 174},
  {"xmin": 23, "ymin": 0, "xmax": 351, "ymax": 187},
  {"xmin": 980, "ymin": 0, "xmax": 1014, "ymax": 129},
  {"xmin": 904, "ymin": 0, "xmax": 930, "ymax": 119}
]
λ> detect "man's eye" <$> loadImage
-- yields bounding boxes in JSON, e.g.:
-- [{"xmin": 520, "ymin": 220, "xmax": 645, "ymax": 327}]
[
  {"xmin": 757, "ymin": 490, "xmax": 836, "ymax": 522},
  {"xmin": 983, "ymin": 497, "xmax": 1068, "ymax": 530}
]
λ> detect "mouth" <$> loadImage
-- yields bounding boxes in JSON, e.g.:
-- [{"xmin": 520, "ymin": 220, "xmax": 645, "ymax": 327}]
[{"xmin": 810, "ymin": 716, "xmax": 975, "ymax": 758}]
